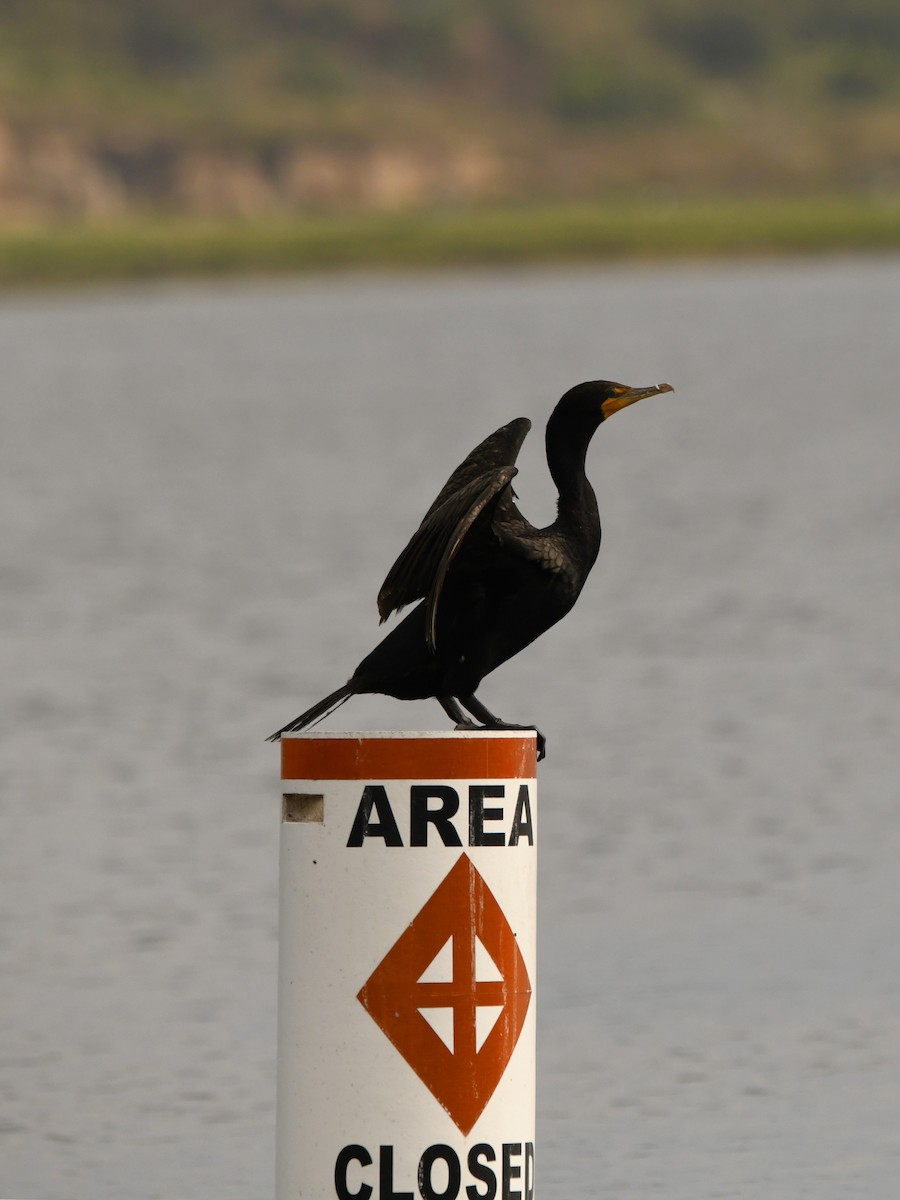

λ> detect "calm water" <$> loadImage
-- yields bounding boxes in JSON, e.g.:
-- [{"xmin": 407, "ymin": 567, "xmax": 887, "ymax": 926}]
[{"xmin": 2, "ymin": 258, "xmax": 900, "ymax": 1199}]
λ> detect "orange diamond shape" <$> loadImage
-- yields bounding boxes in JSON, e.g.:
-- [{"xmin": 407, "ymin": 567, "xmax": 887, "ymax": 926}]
[{"xmin": 358, "ymin": 853, "xmax": 531, "ymax": 1134}]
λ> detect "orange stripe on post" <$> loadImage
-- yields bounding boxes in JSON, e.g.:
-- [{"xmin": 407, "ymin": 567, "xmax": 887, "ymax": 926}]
[{"xmin": 281, "ymin": 732, "xmax": 537, "ymax": 780}]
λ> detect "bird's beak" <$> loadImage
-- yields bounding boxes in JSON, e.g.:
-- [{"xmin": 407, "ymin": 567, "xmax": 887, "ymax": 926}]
[{"xmin": 601, "ymin": 381, "xmax": 674, "ymax": 420}]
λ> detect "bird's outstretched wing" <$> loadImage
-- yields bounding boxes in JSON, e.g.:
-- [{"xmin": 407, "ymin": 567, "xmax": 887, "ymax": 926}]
[
  {"xmin": 377, "ymin": 417, "xmax": 531, "ymax": 644},
  {"xmin": 417, "ymin": 417, "xmax": 531, "ymax": 526}
]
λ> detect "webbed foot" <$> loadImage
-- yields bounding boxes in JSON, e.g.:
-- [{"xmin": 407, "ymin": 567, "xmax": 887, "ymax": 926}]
[
  {"xmin": 489, "ymin": 721, "xmax": 545, "ymax": 761},
  {"xmin": 440, "ymin": 696, "xmax": 546, "ymax": 760}
]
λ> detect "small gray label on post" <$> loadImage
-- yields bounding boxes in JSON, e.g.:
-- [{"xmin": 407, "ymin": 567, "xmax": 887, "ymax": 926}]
[{"xmin": 282, "ymin": 793, "xmax": 324, "ymax": 823}]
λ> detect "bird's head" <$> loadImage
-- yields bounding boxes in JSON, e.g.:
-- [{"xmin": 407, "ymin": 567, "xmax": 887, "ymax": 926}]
[
  {"xmin": 545, "ymin": 379, "xmax": 675, "ymax": 488},
  {"xmin": 564, "ymin": 379, "xmax": 675, "ymax": 422}
]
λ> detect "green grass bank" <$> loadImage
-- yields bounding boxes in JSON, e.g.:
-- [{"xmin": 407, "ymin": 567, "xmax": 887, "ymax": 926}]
[{"xmin": 2, "ymin": 195, "xmax": 899, "ymax": 288}]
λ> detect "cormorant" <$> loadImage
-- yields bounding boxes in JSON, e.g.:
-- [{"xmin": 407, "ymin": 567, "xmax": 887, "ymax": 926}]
[{"xmin": 268, "ymin": 378, "xmax": 673, "ymax": 757}]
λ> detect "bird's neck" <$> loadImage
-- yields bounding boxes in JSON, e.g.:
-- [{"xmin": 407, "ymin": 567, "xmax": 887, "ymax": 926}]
[{"xmin": 546, "ymin": 420, "xmax": 601, "ymax": 542}]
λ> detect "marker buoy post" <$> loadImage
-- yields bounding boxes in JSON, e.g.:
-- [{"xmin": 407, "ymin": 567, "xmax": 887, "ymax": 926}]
[{"xmin": 277, "ymin": 730, "xmax": 538, "ymax": 1200}]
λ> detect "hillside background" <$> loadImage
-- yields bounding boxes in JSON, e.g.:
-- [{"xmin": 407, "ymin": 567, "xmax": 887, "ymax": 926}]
[{"xmin": 2, "ymin": 0, "xmax": 900, "ymax": 221}]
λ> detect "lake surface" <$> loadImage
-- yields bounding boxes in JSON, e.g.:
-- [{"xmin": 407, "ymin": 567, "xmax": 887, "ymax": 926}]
[{"xmin": 2, "ymin": 256, "xmax": 900, "ymax": 1199}]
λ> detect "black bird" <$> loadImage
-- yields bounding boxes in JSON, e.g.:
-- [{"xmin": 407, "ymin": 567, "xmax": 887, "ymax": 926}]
[{"xmin": 268, "ymin": 379, "xmax": 673, "ymax": 757}]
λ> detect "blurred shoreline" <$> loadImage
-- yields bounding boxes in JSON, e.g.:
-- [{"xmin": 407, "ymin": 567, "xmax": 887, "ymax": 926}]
[
  {"xmin": 5, "ymin": 1, "xmax": 900, "ymax": 288},
  {"xmin": 2, "ymin": 194, "xmax": 900, "ymax": 288}
]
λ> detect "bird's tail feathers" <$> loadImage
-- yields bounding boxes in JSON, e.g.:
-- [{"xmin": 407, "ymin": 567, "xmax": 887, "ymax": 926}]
[{"xmin": 266, "ymin": 684, "xmax": 353, "ymax": 742}]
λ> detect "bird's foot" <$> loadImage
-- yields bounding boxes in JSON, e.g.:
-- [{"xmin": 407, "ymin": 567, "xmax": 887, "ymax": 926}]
[
  {"xmin": 503, "ymin": 723, "xmax": 545, "ymax": 762},
  {"xmin": 535, "ymin": 728, "xmax": 546, "ymax": 761},
  {"xmin": 442, "ymin": 696, "xmax": 545, "ymax": 760},
  {"xmin": 482, "ymin": 721, "xmax": 546, "ymax": 761},
  {"xmin": 453, "ymin": 719, "xmax": 545, "ymax": 760}
]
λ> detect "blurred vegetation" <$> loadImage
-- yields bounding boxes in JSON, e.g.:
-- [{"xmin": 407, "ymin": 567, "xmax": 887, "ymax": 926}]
[
  {"xmin": 3, "ymin": 196, "xmax": 900, "ymax": 287},
  {"xmin": 2, "ymin": 0, "xmax": 899, "ymax": 143},
  {"xmin": 1, "ymin": 0, "xmax": 900, "ymax": 272}
]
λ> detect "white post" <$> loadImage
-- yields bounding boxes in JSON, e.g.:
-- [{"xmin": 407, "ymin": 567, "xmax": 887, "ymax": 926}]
[{"xmin": 277, "ymin": 730, "xmax": 538, "ymax": 1200}]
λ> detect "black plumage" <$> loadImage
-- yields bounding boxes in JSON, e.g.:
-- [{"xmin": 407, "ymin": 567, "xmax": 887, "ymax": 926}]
[{"xmin": 268, "ymin": 378, "xmax": 673, "ymax": 758}]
